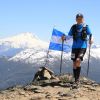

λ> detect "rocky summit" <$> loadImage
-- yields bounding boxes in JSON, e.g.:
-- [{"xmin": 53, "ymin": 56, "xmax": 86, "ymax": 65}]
[{"xmin": 0, "ymin": 73, "xmax": 100, "ymax": 100}]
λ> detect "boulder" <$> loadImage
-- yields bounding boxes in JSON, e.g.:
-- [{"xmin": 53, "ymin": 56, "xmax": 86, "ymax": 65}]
[{"xmin": 33, "ymin": 67, "xmax": 56, "ymax": 81}]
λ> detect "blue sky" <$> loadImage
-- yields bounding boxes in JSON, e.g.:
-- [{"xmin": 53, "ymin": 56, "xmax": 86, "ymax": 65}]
[{"xmin": 0, "ymin": 0, "xmax": 100, "ymax": 44}]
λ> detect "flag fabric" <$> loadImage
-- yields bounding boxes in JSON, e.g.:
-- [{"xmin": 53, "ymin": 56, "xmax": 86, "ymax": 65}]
[{"xmin": 49, "ymin": 29, "xmax": 73, "ymax": 52}]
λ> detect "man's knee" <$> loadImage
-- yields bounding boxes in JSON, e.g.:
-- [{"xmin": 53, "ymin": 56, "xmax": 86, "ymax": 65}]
[{"xmin": 76, "ymin": 58, "xmax": 81, "ymax": 67}]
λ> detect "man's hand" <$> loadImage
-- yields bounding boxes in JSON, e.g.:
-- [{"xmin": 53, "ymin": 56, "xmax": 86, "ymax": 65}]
[
  {"xmin": 89, "ymin": 40, "xmax": 93, "ymax": 45},
  {"xmin": 89, "ymin": 34, "xmax": 93, "ymax": 45},
  {"xmin": 61, "ymin": 34, "xmax": 66, "ymax": 41}
]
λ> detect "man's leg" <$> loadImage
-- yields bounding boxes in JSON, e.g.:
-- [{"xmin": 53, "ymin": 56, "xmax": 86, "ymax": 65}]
[
  {"xmin": 73, "ymin": 58, "xmax": 81, "ymax": 82},
  {"xmin": 75, "ymin": 48, "xmax": 87, "ymax": 82},
  {"xmin": 73, "ymin": 61, "xmax": 77, "ymax": 82},
  {"xmin": 75, "ymin": 58, "xmax": 81, "ymax": 82},
  {"xmin": 72, "ymin": 49, "xmax": 82, "ymax": 83}
]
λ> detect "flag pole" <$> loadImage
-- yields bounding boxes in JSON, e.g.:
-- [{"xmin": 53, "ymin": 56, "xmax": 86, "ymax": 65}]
[
  {"xmin": 60, "ymin": 35, "xmax": 65, "ymax": 75},
  {"xmin": 44, "ymin": 49, "xmax": 50, "ymax": 67}
]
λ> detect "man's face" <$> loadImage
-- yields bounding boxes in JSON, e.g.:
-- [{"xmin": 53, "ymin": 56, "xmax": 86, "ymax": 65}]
[{"xmin": 76, "ymin": 17, "xmax": 84, "ymax": 24}]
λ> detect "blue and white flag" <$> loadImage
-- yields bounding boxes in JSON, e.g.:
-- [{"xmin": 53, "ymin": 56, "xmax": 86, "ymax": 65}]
[{"xmin": 49, "ymin": 29, "xmax": 73, "ymax": 52}]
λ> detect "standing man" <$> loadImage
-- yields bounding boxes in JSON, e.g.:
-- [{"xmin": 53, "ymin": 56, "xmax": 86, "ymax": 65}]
[{"xmin": 62, "ymin": 13, "xmax": 93, "ymax": 87}]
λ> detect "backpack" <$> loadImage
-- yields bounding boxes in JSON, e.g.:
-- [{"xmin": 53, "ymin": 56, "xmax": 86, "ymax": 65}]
[{"xmin": 71, "ymin": 24, "xmax": 88, "ymax": 41}]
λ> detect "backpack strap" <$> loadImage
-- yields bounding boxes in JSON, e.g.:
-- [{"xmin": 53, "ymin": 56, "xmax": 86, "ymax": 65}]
[
  {"xmin": 81, "ymin": 24, "xmax": 88, "ymax": 40},
  {"xmin": 71, "ymin": 24, "xmax": 77, "ymax": 40},
  {"xmin": 71, "ymin": 24, "xmax": 77, "ymax": 32},
  {"xmin": 82, "ymin": 24, "xmax": 88, "ymax": 31}
]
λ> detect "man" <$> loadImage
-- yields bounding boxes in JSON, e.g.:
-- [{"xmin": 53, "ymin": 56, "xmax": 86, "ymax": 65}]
[{"xmin": 62, "ymin": 13, "xmax": 93, "ymax": 87}]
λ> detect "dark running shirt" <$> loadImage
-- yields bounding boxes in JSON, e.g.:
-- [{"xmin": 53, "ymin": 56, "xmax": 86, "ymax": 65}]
[{"xmin": 68, "ymin": 23, "xmax": 92, "ymax": 48}]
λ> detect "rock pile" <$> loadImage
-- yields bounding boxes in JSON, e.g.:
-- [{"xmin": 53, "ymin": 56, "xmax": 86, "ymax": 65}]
[{"xmin": 33, "ymin": 67, "xmax": 57, "ymax": 81}]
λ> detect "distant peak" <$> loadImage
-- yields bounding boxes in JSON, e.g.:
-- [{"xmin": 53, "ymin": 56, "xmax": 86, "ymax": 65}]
[
  {"xmin": 17, "ymin": 32, "xmax": 39, "ymax": 39},
  {"xmin": 21, "ymin": 32, "xmax": 33, "ymax": 35}
]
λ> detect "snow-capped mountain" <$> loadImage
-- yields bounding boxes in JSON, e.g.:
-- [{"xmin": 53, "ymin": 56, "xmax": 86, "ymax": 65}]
[
  {"xmin": 0, "ymin": 32, "xmax": 48, "ymax": 48},
  {"xmin": 0, "ymin": 32, "xmax": 100, "ymax": 90},
  {"xmin": 0, "ymin": 32, "xmax": 48, "ymax": 57}
]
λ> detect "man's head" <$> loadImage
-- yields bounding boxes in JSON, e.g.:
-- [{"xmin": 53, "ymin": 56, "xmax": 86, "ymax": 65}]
[{"xmin": 76, "ymin": 13, "xmax": 84, "ymax": 24}]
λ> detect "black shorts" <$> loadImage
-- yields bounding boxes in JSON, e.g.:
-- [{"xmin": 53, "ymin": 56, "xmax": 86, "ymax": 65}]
[{"xmin": 71, "ymin": 48, "xmax": 86, "ymax": 61}]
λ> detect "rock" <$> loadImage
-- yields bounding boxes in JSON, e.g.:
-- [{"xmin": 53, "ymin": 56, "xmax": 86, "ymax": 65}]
[
  {"xmin": 58, "ymin": 74, "xmax": 73, "ymax": 83},
  {"xmin": 43, "ymin": 69, "xmax": 52, "ymax": 79},
  {"xmin": 59, "ymin": 83, "xmax": 72, "ymax": 87},
  {"xmin": 45, "ymin": 94, "xmax": 52, "ymax": 98},
  {"xmin": 89, "ymin": 87, "xmax": 96, "ymax": 91},
  {"xmin": 46, "ymin": 93, "xmax": 60, "ymax": 99},
  {"xmin": 53, "ymin": 95, "xmax": 61, "ymax": 98},
  {"xmin": 58, "ymin": 98, "xmax": 73, "ymax": 100},
  {"xmin": 75, "ymin": 97, "xmax": 89, "ymax": 100},
  {"xmin": 92, "ymin": 83, "xmax": 99, "ymax": 87},
  {"xmin": 83, "ymin": 85, "xmax": 96, "ymax": 91},
  {"xmin": 30, "ymin": 97, "xmax": 46, "ymax": 100},
  {"xmin": 24, "ymin": 85, "xmax": 34, "ymax": 91},
  {"xmin": 62, "ymin": 93, "xmax": 74, "ymax": 97},
  {"xmin": 24, "ymin": 85, "xmax": 44, "ymax": 93},
  {"xmin": 81, "ymin": 77, "xmax": 95, "ymax": 85},
  {"xmin": 33, "ymin": 67, "xmax": 56, "ymax": 81},
  {"xmin": 41, "ymin": 67, "xmax": 54, "ymax": 74},
  {"xmin": 96, "ymin": 87, "xmax": 100, "ymax": 91},
  {"xmin": 31, "ymin": 87, "xmax": 44, "ymax": 93},
  {"xmin": 58, "ymin": 91, "xmax": 74, "ymax": 98},
  {"xmin": 34, "ymin": 89, "xmax": 44, "ymax": 93},
  {"xmin": 35, "ymin": 79, "xmax": 61, "ymax": 87},
  {"xmin": 18, "ymin": 91, "xmax": 26, "ymax": 95},
  {"xmin": 58, "ymin": 92, "xmax": 64, "ymax": 96}
]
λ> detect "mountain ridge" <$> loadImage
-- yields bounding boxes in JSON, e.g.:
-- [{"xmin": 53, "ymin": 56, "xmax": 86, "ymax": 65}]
[{"xmin": 0, "ymin": 32, "xmax": 48, "ymax": 57}]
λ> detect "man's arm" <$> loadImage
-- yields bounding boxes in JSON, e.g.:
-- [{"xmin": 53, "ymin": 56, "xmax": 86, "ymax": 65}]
[
  {"xmin": 68, "ymin": 28, "xmax": 73, "ymax": 36},
  {"xmin": 61, "ymin": 27, "xmax": 73, "ymax": 41},
  {"xmin": 86, "ymin": 25, "xmax": 93, "ymax": 45},
  {"xmin": 89, "ymin": 34, "xmax": 93, "ymax": 45}
]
